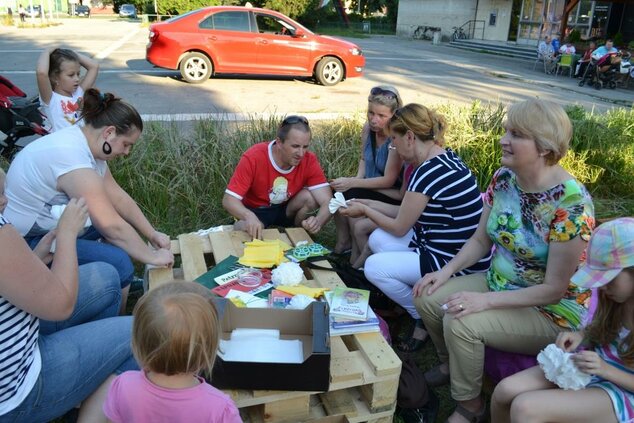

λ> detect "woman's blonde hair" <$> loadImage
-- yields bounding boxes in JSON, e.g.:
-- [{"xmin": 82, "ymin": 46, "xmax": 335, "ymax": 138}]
[
  {"xmin": 132, "ymin": 281, "xmax": 221, "ymax": 376},
  {"xmin": 367, "ymin": 85, "xmax": 403, "ymax": 112},
  {"xmin": 505, "ymin": 98, "xmax": 572, "ymax": 165},
  {"xmin": 388, "ymin": 103, "xmax": 447, "ymax": 146},
  {"xmin": 585, "ymin": 268, "xmax": 634, "ymax": 367}
]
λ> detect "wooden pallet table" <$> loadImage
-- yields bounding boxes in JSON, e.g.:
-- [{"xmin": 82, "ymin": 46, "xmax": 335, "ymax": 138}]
[{"xmin": 146, "ymin": 227, "xmax": 402, "ymax": 423}]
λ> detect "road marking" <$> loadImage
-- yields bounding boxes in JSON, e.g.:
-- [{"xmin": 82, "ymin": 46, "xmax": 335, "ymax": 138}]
[
  {"xmin": 0, "ymin": 69, "xmax": 171, "ymax": 74},
  {"xmin": 365, "ymin": 57, "xmax": 436, "ymax": 61},
  {"xmin": 95, "ymin": 28, "xmax": 142, "ymax": 59}
]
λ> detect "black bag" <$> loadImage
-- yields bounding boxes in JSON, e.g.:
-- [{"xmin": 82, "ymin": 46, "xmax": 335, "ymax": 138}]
[{"xmin": 305, "ymin": 254, "xmax": 396, "ymax": 312}]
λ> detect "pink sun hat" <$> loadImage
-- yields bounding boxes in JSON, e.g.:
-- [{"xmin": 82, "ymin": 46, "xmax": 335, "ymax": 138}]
[{"xmin": 571, "ymin": 217, "xmax": 634, "ymax": 289}]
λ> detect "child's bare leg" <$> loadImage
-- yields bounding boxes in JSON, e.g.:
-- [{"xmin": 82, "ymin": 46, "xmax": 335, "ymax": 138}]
[
  {"xmin": 510, "ymin": 387, "xmax": 616, "ymax": 423},
  {"xmin": 491, "ymin": 366, "xmax": 554, "ymax": 423}
]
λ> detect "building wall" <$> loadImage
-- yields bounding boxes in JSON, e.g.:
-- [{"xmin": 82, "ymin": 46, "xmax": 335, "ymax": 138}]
[
  {"xmin": 474, "ymin": 0, "xmax": 513, "ymax": 41},
  {"xmin": 396, "ymin": 0, "xmax": 476, "ymax": 39}
]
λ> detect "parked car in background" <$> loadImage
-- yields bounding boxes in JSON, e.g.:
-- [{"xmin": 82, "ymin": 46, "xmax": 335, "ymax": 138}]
[
  {"xmin": 145, "ymin": 6, "xmax": 365, "ymax": 85},
  {"xmin": 74, "ymin": 5, "xmax": 90, "ymax": 17},
  {"xmin": 25, "ymin": 5, "xmax": 41, "ymax": 17},
  {"xmin": 119, "ymin": 4, "xmax": 136, "ymax": 18}
]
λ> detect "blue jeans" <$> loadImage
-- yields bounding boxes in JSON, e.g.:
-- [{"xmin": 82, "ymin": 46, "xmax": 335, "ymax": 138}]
[
  {"xmin": 39, "ymin": 262, "xmax": 122, "ymax": 334},
  {"xmin": 0, "ymin": 263, "xmax": 138, "ymax": 423},
  {"xmin": 26, "ymin": 226, "xmax": 134, "ymax": 289}
]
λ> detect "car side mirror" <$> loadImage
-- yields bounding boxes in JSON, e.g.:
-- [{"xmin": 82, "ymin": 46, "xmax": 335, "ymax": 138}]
[{"xmin": 293, "ymin": 29, "xmax": 305, "ymax": 38}]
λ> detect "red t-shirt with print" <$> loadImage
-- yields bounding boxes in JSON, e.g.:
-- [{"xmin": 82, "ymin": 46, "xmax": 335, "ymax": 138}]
[{"xmin": 225, "ymin": 141, "xmax": 328, "ymax": 209}]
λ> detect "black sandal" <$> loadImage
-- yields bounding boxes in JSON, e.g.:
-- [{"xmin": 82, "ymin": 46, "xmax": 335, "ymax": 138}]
[{"xmin": 396, "ymin": 319, "xmax": 428, "ymax": 353}]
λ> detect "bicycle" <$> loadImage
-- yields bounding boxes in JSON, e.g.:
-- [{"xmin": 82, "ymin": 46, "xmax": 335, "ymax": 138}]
[{"xmin": 451, "ymin": 26, "xmax": 467, "ymax": 41}]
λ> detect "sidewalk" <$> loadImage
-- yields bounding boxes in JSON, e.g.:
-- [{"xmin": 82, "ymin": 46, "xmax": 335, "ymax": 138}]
[{"xmin": 370, "ymin": 35, "xmax": 633, "ymax": 109}]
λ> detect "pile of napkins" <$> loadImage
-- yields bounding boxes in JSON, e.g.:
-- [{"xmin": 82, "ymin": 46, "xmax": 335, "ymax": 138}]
[{"xmin": 239, "ymin": 239, "xmax": 292, "ymax": 268}]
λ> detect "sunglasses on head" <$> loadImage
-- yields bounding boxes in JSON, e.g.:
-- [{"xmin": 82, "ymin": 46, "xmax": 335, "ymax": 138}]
[
  {"xmin": 370, "ymin": 87, "xmax": 398, "ymax": 100},
  {"xmin": 281, "ymin": 115, "xmax": 309, "ymax": 127}
]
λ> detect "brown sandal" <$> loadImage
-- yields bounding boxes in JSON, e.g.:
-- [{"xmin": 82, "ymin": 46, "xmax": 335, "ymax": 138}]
[{"xmin": 449, "ymin": 403, "xmax": 487, "ymax": 423}]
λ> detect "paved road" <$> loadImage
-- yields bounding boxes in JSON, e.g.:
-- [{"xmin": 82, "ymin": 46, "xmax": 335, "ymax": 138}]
[{"xmin": 1, "ymin": 18, "xmax": 631, "ymax": 120}]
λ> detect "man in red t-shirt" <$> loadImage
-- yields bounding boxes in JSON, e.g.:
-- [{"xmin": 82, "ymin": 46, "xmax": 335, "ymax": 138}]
[{"xmin": 223, "ymin": 116, "xmax": 333, "ymax": 239}]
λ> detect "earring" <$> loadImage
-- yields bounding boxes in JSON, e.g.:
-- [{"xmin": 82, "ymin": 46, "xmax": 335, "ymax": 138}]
[{"xmin": 102, "ymin": 141, "xmax": 112, "ymax": 155}]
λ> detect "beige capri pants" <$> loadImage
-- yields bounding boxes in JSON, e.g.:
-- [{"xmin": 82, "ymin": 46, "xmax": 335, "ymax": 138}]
[{"xmin": 414, "ymin": 273, "xmax": 565, "ymax": 401}]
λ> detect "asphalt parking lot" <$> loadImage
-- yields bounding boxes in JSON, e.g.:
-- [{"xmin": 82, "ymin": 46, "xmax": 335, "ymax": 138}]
[{"xmin": 1, "ymin": 18, "xmax": 631, "ymax": 121}]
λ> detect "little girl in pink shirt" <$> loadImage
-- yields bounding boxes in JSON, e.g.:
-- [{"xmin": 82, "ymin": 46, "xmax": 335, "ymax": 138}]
[{"xmin": 103, "ymin": 281, "xmax": 242, "ymax": 423}]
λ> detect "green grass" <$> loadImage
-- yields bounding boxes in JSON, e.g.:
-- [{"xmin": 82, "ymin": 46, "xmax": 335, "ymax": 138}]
[{"xmin": 112, "ymin": 102, "xmax": 634, "ymax": 239}]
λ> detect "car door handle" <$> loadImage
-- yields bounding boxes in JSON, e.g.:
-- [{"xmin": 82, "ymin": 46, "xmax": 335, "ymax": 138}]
[
  {"xmin": 256, "ymin": 38, "xmax": 268, "ymax": 45},
  {"xmin": 207, "ymin": 36, "xmax": 217, "ymax": 41}
]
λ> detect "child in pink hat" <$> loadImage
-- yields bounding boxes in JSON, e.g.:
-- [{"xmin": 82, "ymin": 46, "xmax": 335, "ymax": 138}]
[{"xmin": 490, "ymin": 217, "xmax": 634, "ymax": 423}]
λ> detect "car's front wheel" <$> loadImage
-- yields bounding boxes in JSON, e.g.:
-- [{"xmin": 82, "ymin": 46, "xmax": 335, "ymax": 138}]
[
  {"xmin": 315, "ymin": 57, "xmax": 343, "ymax": 86},
  {"xmin": 179, "ymin": 52, "xmax": 213, "ymax": 84}
]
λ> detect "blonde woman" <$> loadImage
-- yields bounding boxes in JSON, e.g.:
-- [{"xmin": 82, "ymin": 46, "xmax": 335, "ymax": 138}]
[
  {"xmin": 340, "ymin": 103, "xmax": 489, "ymax": 353},
  {"xmin": 330, "ymin": 85, "xmax": 404, "ymax": 267},
  {"xmin": 413, "ymin": 99, "xmax": 595, "ymax": 423}
]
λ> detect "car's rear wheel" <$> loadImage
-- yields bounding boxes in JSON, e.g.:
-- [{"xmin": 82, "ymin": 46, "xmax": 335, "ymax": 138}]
[
  {"xmin": 315, "ymin": 57, "xmax": 343, "ymax": 86},
  {"xmin": 179, "ymin": 52, "xmax": 213, "ymax": 84}
]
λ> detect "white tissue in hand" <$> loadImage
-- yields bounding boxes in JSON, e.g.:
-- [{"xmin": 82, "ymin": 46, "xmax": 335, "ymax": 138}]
[
  {"xmin": 50, "ymin": 205, "xmax": 92, "ymax": 228},
  {"xmin": 537, "ymin": 344, "xmax": 592, "ymax": 390},
  {"xmin": 328, "ymin": 192, "xmax": 349, "ymax": 214},
  {"xmin": 271, "ymin": 262, "xmax": 304, "ymax": 286}
]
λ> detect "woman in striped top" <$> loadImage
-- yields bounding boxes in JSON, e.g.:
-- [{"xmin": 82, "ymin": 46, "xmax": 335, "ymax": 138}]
[
  {"xmin": 491, "ymin": 218, "xmax": 634, "ymax": 423},
  {"xmin": 0, "ymin": 194, "xmax": 136, "ymax": 422},
  {"xmin": 413, "ymin": 99, "xmax": 594, "ymax": 423},
  {"xmin": 339, "ymin": 103, "xmax": 489, "ymax": 353}
]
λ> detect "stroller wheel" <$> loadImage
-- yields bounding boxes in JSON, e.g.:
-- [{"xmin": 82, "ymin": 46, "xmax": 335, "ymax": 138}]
[
  {"xmin": 578, "ymin": 80, "xmax": 585, "ymax": 87},
  {"xmin": 609, "ymin": 81, "xmax": 617, "ymax": 89}
]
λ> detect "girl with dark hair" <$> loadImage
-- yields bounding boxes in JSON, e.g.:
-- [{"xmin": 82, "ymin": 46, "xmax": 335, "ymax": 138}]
[
  {"xmin": 4, "ymin": 88, "xmax": 173, "ymax": 315},
  {"xmin": 36, "ymin": 47, "xmax": 99, "ymax": 131}
]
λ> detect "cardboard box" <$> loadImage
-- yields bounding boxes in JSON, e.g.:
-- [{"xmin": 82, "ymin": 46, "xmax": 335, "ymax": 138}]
[{"xmin": 211, "ymin": 299, "xmax": 331, "ymax": 391}]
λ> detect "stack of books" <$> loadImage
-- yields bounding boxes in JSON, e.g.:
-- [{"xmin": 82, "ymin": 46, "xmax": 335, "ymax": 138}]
[{"xmin": 325, "ymin": 287, "xmax": 380, "ymax": 336}]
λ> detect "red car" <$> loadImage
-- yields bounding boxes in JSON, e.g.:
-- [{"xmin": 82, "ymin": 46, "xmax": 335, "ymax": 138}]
[{"xmin": 146, "ymin": 6, "xmax": 365, "ymax": 85}]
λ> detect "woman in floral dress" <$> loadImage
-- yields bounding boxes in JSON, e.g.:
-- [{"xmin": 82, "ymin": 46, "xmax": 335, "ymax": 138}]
[{"xmin": 411, "ymin": 98, "xmax": 595, "ymax": 423}]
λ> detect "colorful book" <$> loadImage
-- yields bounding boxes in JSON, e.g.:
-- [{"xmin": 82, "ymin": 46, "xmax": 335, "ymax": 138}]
[{"xmin": 328, "ymin": 286, "xmax": 370, "ymax": 321}]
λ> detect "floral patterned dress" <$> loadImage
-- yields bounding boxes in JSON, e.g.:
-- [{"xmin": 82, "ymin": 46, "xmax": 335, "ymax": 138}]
[{"xmin": 484, "ymin": 167, "xmax": 595, "ymax": 329}]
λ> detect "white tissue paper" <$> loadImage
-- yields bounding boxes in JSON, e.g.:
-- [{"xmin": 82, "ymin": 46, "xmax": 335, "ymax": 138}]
[
  {"xmin": 218, "ymin": 328, "xmax": 303, "ymax": 363},
  {"xmin": 271, "ymin": 262, "xmax": 304, "ymax": 286},
  {"xmin": 49, "ymin": 205, "xmax": 93, "ymax": 253},
  {"xmin": 287, "ymin": 294, "xmax": 315, "ymax": 309},
  {"xmin": 328, "ymin": 192, "xmax": 349, "ymax": 214},
  {"xmin": 537, "ymin": 344, "xmax": 592, "ymax": 390},
  {"xmin": 50, "ymin": 204, "xmax": 92, "ymax": 228},
  {"xmin": 193, "ymin": 225, "xmax": 228, "ymax": 237}
]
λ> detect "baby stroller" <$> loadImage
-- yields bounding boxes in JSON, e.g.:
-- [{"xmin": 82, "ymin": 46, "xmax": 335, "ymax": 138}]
[
  {"xmin": 0, "ymin": 75, "xmax": 48, "ymax": 160},
  {"xmin": 578, "ymin": 53, "xmax": 621, "ymax": 90}
]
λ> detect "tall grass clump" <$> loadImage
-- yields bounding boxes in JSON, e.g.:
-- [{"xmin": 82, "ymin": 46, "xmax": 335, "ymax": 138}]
[{"xmin": 110, "ymin": 102, "xmax": 634, "ymax": 237}]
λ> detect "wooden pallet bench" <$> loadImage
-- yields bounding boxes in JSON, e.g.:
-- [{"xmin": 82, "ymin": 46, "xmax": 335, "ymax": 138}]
[{"xmin": 146, "ymin": 227, "xmax": 402, "ymax": 423}]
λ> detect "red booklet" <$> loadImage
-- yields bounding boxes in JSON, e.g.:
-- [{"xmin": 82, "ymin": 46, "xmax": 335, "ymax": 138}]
[{"xmin": 211, "ymin": 269, "xmax": 273, "ymax": 297}]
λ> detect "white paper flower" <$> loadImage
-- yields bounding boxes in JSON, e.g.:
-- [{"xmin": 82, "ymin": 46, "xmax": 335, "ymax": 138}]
[
  {"xmin": 328, "ymin": 192, "xmax": 349, "ymax": 214},
  {"xmin": 537, "ymin": 344, "xmax": 592, "ymax": 390},
  {"xmin": 271, "ymin": 262, "xmax": 304, "ymax": 286}
]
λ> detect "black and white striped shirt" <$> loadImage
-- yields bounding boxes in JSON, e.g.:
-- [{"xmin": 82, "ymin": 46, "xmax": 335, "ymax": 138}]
[
  {"xmin": 407, "ymin": 149, "xmax": 490, "ymax": 274},
  {"xmin": 0, "ymin": 215, "xmax": 40, "ymax": 415}
]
